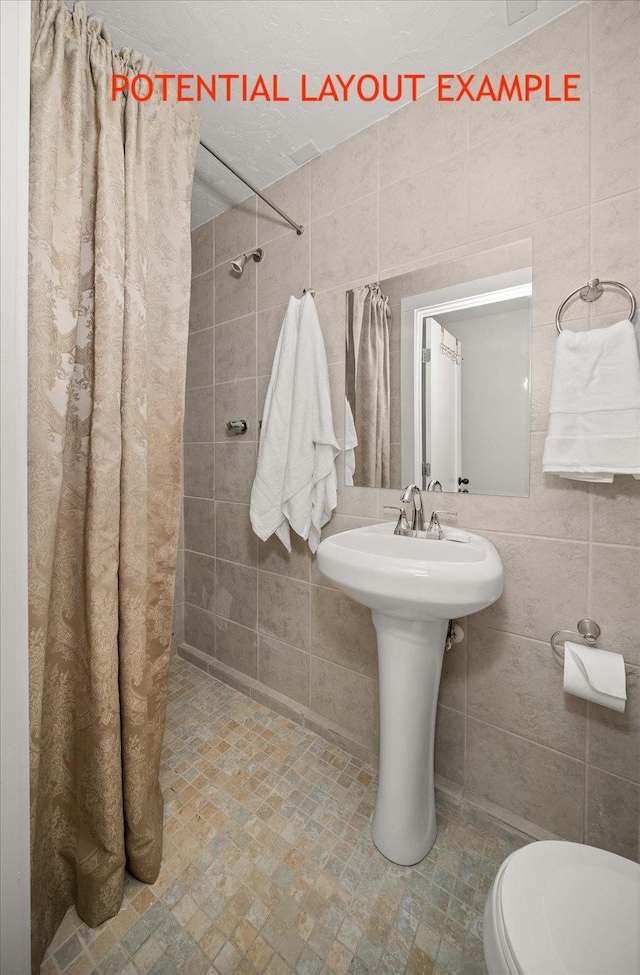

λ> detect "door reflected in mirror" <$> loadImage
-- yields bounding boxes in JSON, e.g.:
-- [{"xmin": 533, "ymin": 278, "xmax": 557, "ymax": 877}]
[{"xmin": 344, "ymin": 251, "xmax": 532, "ymax": 497}]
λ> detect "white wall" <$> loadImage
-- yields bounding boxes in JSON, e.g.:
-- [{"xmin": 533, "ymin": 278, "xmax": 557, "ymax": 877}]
[{"xmin": 1, "ymin": 1, "xmax": 32, "ymax": 971}]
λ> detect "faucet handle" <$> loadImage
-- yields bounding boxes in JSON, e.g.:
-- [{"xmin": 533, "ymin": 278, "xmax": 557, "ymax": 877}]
[
  {"xmin": 427, "ymin": 509, "xmax": 458, "ymax": 538},
  {"xmin": 384, "ymin": 505, "xmax": 409, "ymax": 534}
]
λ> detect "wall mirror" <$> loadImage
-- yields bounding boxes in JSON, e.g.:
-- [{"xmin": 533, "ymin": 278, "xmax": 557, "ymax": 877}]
[{"xmin": 344, "ymin": 245, "xmax": 532, "ymax": 497}]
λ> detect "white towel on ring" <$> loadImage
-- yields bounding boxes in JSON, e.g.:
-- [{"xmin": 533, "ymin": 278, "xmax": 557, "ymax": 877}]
[{"xmin": 542, "ymin": 319, "xmax": 640, "ymax": 482}]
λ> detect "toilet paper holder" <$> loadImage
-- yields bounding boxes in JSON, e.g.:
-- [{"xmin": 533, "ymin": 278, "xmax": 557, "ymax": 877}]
[{"xmin": 551, "ymin": 619, "xmax": 636, "ymax": 677}]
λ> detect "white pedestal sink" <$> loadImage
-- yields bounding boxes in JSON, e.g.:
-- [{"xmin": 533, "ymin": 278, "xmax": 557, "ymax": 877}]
[{"xmin": 317, "ymin": 521, "xmax": 503, "ymax": 866}]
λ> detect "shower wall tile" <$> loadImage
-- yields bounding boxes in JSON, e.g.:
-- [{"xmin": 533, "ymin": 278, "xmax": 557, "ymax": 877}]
[
  {"xmin": 588, "ymin": 688, "xmax": 640, "ymax": 784},
  {"xmin": 589, "ymin": 478, "xmax": 640, "ymax": 547},
  {"xmin": 214, "ymin": 378, "xmax": 257, "ymax": 442},
  {"xmin": 179, "ymin": 3, "xmax": 640, "ymax": 855},
  {"xmin": 215, "ymin": 260, "xmax": 256, "ymax": 325},
  {"xmin": 214, "ymin": 195, "xmax": 256, "ymax": 266},
  {"xmin": 184, "ymin": 386, "xmax": 214, "ymax": 443},
  {"xmin": 589, "ymin": 544, "xmax": 640, "ymax": 665},
  {"xmin": 257, "ymin": 231, "xmax": 310, "ymax": 311},
  {"xmin": 310, "ymin": 585, "xmax": 378, "ymax": 680},
  {"xmin": 215, "ymin": 501, "xmax": 257, "ymax": 567},
  {"xmin": 590, "ymin": 191, "xmax": 640, "ymax": 317},
  {"xmin": 183, "ymin": 497, "xmax": 215, "ymax": 557},
  {"xmin": 191, "ymin": 219, "xmax": 214, "ymax": 276},
  {"xmin": 467, "ymin": 625, "xmax": 586, "ymax": 758},
  {"xmin": 477, "ymin": 534, "xmax": 588, "ymax": 643},
  {"xmin": 379, "ymin": 87, "xmax": 466, "ymax": 187},
  {"xmin": 183, "ymin": 551, "xmax": 216, "ymax": 613},
  {"xmin": 434, "ymin": 705, "xmax": 465, "ymax": 786},
  {"xmin": 215, "ymin": 313, "xmax": 257, "ymax": 383},
  {"xmin": 586, "ymin": 767, "xmax": 640, "ymax": 862},
  {"xmin": 311, "ymin": 124, "xmax": 379, "ymax": 220},
  {"xmin": 590, "ymin": 0, "xmax": 640, "ymax": 88},
  {"xmin": 466, "ymin": 3, "xmax": 589, "ymax": 145},
  {"xmin": 189, "ymin": 269, "xmax": 214, "ymax": 332},
  {"xmin": 591, "ymin": 75, "xmax": 640, "ymax": 202},
  {"xmin": 258, "ymin": 635, "xmax": 310, "ymax": 707},
  {"xmin": 258, "ymin": 166, "xmax": 310, "ymax": 244},
  {"xmin": 174, "ymin": 549, "xmax": 184, "ymax": 603},
  {"xmin": 257, "ymin": 303, "xmax": 287, "ymax": 376},
  {"xmin": 258, "ymin": 572, "xmax": 310, "ymax": 651},
  {"xmin": 466, "ymin": 719, "xmax": 585, "ymax": 841},
  {"xmin": 214, "ymin": 442, "xmax": 257, "ymax": 503},
  {"xmin": 378, "ymin": 153, "xmax": 467, "ymax": 269},
  {"xmin": 310, "ymin": 657, "xmax": 378, "ymax": 741},
  {"xmin": 184, "ymin": 603, "xmax": 216, "ymax": 657},
  {"xmin": 448, "ymin": 239, "xmax": 532, "ymax": 291},
  {"xmin": 183, "ymin": 443, "xmax": 215, "ymax": 499},
  {"xmin": 468, "ymin": 102, "xmax": 589, "ymax": 240},
  {"xmin": 311, "ymin": 194, "xmax": 378, "ymax": 292},
  {"xmin": 214, "ymin": 617, "xmax": 258, "ymax": 679},
  {"xmin": 185, "ymin": 326, "xmax": 213, "ymax": 389},
  {"xmin": 215, "ymin": 559, "xmax": 257, "ymax": 630},
  {"xmin": 528, "ymin": 209, "xmax": 591, "ymax": 327}
]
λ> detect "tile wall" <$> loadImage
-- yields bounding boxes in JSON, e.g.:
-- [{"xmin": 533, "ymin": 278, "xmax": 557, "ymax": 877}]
[{"xmin": 179, "ymin": 2, "xmax": 640, "ymax": 860}]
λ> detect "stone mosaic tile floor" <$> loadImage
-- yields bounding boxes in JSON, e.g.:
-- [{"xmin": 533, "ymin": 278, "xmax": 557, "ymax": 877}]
[{"xmin": 42, "ymin": 657, "xmax": 524, "ymax": 975}]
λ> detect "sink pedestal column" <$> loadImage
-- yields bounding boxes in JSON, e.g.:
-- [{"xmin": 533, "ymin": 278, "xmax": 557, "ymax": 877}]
[{"xmin": 370, "ymin": 612, "xmax": 448, "ymax": 866}]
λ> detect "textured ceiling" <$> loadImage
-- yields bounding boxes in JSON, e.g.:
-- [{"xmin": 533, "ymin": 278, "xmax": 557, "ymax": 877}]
[{"xmin": 83, "ymin": 0, "xmax": 581, "ymax": 227}]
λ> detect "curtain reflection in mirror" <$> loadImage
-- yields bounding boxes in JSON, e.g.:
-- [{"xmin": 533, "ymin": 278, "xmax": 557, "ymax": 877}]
[{"xmin": 345, "ymin": 284, "xmax": 391, "ymax": 487}]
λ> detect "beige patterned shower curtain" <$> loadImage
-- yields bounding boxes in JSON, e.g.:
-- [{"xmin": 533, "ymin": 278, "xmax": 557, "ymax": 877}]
[
  {"xmin": 28, "ymin": 2, "xmax": 199, "ymax": 965},
  {"xmin": 346, "ymin": 285, "xmax": 391, "ymax": 487}
]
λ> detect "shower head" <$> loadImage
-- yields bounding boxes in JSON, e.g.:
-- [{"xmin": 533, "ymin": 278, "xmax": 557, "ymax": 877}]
[{"xmin": 231, "ymin": 248, "xmax": 263, "ymax": 274}]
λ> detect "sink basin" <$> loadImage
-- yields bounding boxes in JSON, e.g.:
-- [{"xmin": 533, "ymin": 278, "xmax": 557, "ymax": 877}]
[
  {"xmin": 317, "ymin": 519, "xmax": 503, "ymax": 866},
  {"xmin": 317, "ymin": 521, "xmax": 503, "ymax": 620}
]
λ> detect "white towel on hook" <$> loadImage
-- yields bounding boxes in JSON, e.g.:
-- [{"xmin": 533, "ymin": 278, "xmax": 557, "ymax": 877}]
[
  {"xmin": 249, "ymin": 297, "xmax": 299, "ymax": 549},
  {"xmin": 250, "ymin": 293, "xmax": 340, "ymax": 552},
  {"xmin": 542, "ymin": 319, "xmax": 640, "ymax": 482}
]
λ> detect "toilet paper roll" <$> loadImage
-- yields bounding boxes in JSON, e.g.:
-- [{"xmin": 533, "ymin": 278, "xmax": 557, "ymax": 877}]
[{"xmin": 563, "ymin": 641, "xmax": 627, "ymax": 712}]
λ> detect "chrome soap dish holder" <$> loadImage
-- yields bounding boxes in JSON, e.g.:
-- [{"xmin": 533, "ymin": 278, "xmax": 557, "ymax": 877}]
[{"xmin": 551, "ymin": 619, "xmax": 636, "ymax": 677}]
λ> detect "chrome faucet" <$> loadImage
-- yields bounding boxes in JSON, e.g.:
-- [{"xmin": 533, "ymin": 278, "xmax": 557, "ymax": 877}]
[
  {"xmin": 384, "ymin": 486, "xmax": 457, "ymax": 540},
  {"xmin": 400, "ymin": 484, "xmax": 425, "ymax": 531}
]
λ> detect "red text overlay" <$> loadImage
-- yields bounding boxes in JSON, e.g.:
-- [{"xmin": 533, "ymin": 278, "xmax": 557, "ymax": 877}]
[{"xmin": 110, "ymin": 73, "xmax": 582, "ymax": 103}]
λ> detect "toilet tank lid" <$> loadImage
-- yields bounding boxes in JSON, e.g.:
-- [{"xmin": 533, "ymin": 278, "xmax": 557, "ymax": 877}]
[{"xmin": 499, "ymin": 841, "xmax": 640, "ymax": 975}]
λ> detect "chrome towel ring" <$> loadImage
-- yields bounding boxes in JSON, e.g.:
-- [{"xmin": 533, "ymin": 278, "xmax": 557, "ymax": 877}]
[{"xmin": 555, "ymin": 278, "xmax": 637, "ymax": 333}]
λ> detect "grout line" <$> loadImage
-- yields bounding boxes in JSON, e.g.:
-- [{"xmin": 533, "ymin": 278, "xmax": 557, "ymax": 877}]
[{"xmin": 472, "ymin": 527, "xmax": 639, "ymax": 549}]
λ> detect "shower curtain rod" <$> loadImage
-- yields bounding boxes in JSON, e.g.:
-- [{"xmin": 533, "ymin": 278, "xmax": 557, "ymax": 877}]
[{"xmin": 199, "ymin": 138, "xmax": 304, "ymax": 236}]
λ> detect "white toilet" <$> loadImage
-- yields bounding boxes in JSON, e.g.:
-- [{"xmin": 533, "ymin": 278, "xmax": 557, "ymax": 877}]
[{"xmin": 483, "ymin": 840, "xmax": 640, "ymax": 974}]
